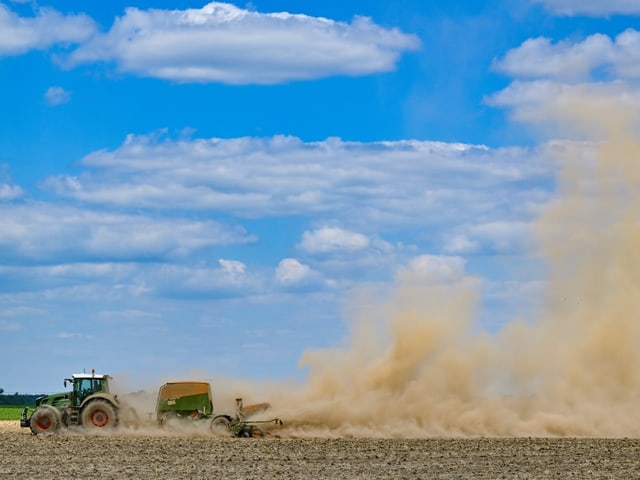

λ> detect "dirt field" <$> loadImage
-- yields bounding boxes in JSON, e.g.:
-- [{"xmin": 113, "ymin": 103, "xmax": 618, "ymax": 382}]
[{"xmin": 1, "ymin": 421, "xmax": 639, "ymax": 479}]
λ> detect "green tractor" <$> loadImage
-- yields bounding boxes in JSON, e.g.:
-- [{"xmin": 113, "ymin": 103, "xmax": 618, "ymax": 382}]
[
  {"xmin": 20, "ymin": 371, "xmax": 120, "ymax": 435},
  {"xmin": 156, "ymin": 381, "xmax": 283, "ymax": 437}
]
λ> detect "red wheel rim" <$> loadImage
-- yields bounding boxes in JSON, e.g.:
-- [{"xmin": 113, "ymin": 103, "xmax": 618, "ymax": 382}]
[
  {"xmin": 36, "ymin": 416, "xmax": 52, "ymax": 430},
  {"xmin": 91, "ymin": 410, "xmax": 109, "ymax": 427}
]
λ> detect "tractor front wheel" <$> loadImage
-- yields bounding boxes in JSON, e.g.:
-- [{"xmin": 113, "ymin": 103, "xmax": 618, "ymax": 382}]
[
  {"xmin": 29, "ymin": 405, "xmax": 62, "ymax": 435},
  {"xmin": 81, "ymin": 400, "xmax": 118, "ymax": 430}
]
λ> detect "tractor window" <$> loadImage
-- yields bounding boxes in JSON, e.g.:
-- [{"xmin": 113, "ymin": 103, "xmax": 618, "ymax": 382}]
[
  {"xmin": 74, "ymin": 378, "xmax": 104, "ymax": 403},
  {"xmin": 75, "ymin": 379, "xmax": 90, "ymax": 395}
]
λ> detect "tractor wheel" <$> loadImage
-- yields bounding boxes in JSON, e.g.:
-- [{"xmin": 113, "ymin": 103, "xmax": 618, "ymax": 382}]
[
  {"xmin": 238, "ymin": 426, "xmax": 263, "ymax": 438},
  {"xmin": 81, "ymin": 400, "xmax": 118, "ymax": 430},
  {"xmin": 210, "ymin": 415, "xmax": 232, "ymax": 435},
  {"xmin": 30, "ymin": 405, "xmax": 62, "ymax": 435},
  {"xmin": 158, "ymin": 411, "xmax": 177, "ymax": 426}
]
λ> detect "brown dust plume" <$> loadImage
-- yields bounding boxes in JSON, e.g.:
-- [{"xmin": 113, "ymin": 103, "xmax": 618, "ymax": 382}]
[{"xmin": 267, "ymin": 93, "xmax": 640, "ymax": 437}]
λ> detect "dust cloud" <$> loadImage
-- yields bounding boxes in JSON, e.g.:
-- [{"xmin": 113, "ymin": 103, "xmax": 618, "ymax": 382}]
[
  {"xmin": 105, "ymin": 94, "xmax": 640, "ymax": 438},
  {"xmin": 265, "ymin": 93, "xmax": 640, "ymax": 437}
]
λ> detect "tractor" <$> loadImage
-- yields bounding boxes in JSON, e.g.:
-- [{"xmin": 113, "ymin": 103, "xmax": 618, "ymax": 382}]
[
  {"xmin": 156, "ymin": 381, "xmax": 283, "ymax": 437},
  {"xmin": 20, "ymin": 370, "xmax": 120, "ymax": 435}
]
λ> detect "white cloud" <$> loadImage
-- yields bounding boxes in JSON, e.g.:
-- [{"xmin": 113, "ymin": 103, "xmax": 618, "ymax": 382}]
[
  {"xmin": 154, "ymin": 261, "xmax": 262, "ymax": 297},
  {"xmin": 494, "ymin": 30, "xmax": 640, "ymax": 81},
  {"xmin": 0, "ymin": 262, "xmax": 139, "ymax": 290},
  {"xmin": 0, "ymin": 182, "xmax": 23, "ymax": 200},
  {"xmin": 0, "ymin": 4, "xmax": 96, "ymax": 56},
  {"xmin": 395, "ymin": 255, "xmax": 468, "ymax": 285},
  {"xmin": 0, "ymin": 202, "xmax": 255, "ymax": 263},
  {"xmin": 299, "ymin": 227, "xmax": 370, "ymax": 254},
  {"xmin": 42, "ymin": 134, "xmax": 549, "ymax": 234},
  {"xmin": 532, "ymin": 0, "xmax": 640, "ymax": 16},
  {"xmin": 0, "ymin": 264, "xmax": 143, "ymax": 303},
  {"xmin": 444, "ymin": 222, "xmax": 531, "ymax": 255},
  {"xmin": 275, "ymin": 258, "xmax": 312, "ymax": 285},
  {"xmin": 495, "ymin": 35, "xmax": 613, "ymax": 81},
  {"xmin": 45, "ymin": 86, "xmax": 71, "ymax": 106},
  {"xmin": 443, "ymin": 233, "xmax": 480, "ymax": 255},
  {"xmin": 0, "ymin": 260, "xmax": 268, "ymax": 301},
  {"xmin": 56, "ymin": 332, "xmax": 94, "ymax": 340},
  {"xmin": 491, "ymin": 26, "xmax": 640, "ymax": 143},
  {"xmin": 0, "ymin": 135, "xmax": 553, "ymax": 304},
  {"xmin": 488, "ymin": 80, "xmax": 640, "ymax": 135},
  {"xmin": 0, "ymin": 167, "xmax": 24, "ymax": 200},
  {"xmin": 218, "ymin": 258, "xmax": 246, "ymax": 276},
  {"xmin": 66, "ymin": 2, "xmax": 420, "ymax": 84},
  {"xmin": 607, "ymin": 29, "xmax": 640, "ymax": 79}
]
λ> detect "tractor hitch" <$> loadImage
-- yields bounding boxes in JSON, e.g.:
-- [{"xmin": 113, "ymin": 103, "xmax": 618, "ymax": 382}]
[{"xmin": 20, "ymin": 407, "xmax": 30, "ymax": 428}]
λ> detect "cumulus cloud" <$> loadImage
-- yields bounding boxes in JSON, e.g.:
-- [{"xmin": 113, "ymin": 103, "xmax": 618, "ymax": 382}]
[
  {"xmin": 494, "ymin": 30, "xmax": 640, "ymax": 81},
  {"xmin": 152, "ymin": 261, "xmax": 264, "ymax": 298},
  {"xmin": 0, "ymin": 166, "xmax": 24, "ymax": 200},
  {"xmin": 0, "ymin": 259, "xmax": 272, "ymax": 301},
  {"xmin": 299, "ymin": 227, "xmax": 370, "ymax": 254},
  {"xmin": 495, "ymin": 35, "xmax": 612, "ymax": 81},
  {"xmin": 0, "ymin": 202, "xmax": 255, "ymax": 263},
  {"xmin": 488, "ymin": 81, "xmax": 640, "ymax": 134},
  {"xmin": 0, "ymin": 182, "xmax": 23, "ymax": 200},
  {"xmin": 0, "ymin": 133, "xmax": 553, "ymax": 306},
  {"xmin": 532, "ymin": 0, "xmax": 640, "ymax": 16},
  {"xmin": 490, "ymin": 27, "xmax": 640, "ymax": 135},
  {"xmin": 275, "ymin": 258, "xmax": 313, "ymax": 285},
  {"xmin": 41, "ymin": 134, "xmax": 549, "ymax": 238},
  {"xmin": 218, "ymin": 258, "xmax": 246, "ymax": 276},
  {"xmin": 444, "ymin": 221, "xmax": 531, "ymax": 255},
  {"xmin": 66, "ymin": 1, "xmax": 420, "ymax": 84},
  {"xmin": 0, "ymin": 4, "xmax": 96, "ymax": 56},
  {"xmin": 395, "ymin": 255, "xmax": 469, "ymax": 286},
  {"xmin": 44, "ymin": 86, "xmax": 71, "ymax": 106}
]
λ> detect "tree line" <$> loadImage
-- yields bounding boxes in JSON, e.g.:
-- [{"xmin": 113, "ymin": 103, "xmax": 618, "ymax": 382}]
[{"xmin": 0, "ymin": 393, "xmax": 44, "ymax": 406}]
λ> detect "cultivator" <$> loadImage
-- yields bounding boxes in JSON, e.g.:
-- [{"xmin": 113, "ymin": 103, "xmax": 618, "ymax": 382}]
[
  {"xmin": 209, "ymin": 398, "xmax": 284, "ymax": 437},
  {"xmin": 156, "ymin": 381, "xmax": 283, "ymax": 437}
]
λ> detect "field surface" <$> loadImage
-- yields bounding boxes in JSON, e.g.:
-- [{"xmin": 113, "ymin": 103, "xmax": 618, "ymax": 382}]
[{"xmin": 2, "ymin": 421, "xmax": 639, "ymax": 479}]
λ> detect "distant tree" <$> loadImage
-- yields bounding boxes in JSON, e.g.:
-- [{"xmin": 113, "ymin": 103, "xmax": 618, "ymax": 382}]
[{"xmin": 0, "ymin": 388, "xmax": 3, "ymax": 394}]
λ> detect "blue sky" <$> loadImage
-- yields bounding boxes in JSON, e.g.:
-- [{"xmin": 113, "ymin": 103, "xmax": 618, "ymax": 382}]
[{"xmin": 1, "ymin": 0, "xmax": 639, "ymax": 393}]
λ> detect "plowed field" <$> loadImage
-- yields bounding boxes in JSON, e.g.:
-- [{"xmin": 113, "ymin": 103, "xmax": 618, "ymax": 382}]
[{"xmin": 2, "ymin": 421, "xmax": 638, "ymax": 479}]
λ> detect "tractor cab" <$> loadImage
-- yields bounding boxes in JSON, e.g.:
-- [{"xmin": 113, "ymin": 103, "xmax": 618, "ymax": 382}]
[{"xmin": 65, "ymin": 373, "xmax": 111, "ymax": 407}]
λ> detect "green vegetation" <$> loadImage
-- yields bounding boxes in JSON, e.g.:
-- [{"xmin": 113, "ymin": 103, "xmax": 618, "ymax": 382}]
[
  {"xmin": 0, "ymin": 406, "xmax": 26, "ymax": 421},
  {"xmin": 0, "ymin": 394, "xmax": 45, "ymax": 421},
  {"xmin": 0, "ymin": 394, "xmax": 42, "ymax": 406}
]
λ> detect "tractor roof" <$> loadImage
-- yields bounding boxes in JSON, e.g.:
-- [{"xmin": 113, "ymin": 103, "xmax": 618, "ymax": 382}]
[{"xmin": 72, "ymin": 373, "xmax": 111, "ymax": 379}]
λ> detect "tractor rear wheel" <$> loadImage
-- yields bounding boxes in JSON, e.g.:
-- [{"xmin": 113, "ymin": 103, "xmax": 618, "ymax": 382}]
[
  {"xmin": 29, "ymin": 405, "xmax": 62, "ymax": 435},
  {"xmin": 158, "ymin": 411, "xmax": 178, "ymax": 425},
  {"xmin": 81, "ymin": 400, "xmax": 118, "ymax": 430}
]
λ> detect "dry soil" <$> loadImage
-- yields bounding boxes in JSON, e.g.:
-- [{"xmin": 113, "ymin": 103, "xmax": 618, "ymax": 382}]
[{"xmin": 1, "ymin": 421, "xmax": 639, "ymax": 479}]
